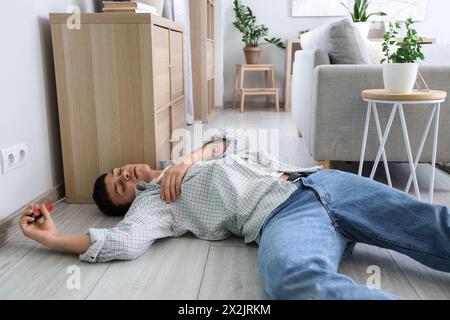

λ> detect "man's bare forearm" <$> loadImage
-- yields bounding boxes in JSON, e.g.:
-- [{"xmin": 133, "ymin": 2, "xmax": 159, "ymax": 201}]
[
  {"xmin": 182, "ymin": 139, "xmax": 228, "ymax": 165},
  {"xmin": 44, "ymin": 234, "xmax": 92, "ymax": 255}
]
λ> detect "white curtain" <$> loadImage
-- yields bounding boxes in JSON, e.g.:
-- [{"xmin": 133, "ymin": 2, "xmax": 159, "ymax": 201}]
[
  {"xmin": 164, "ymin": 0, "xmax": 194, "ymax": 125},
  {"xmin": 162, "ymin": 0, "xmax": 173, "ymax": 19}
]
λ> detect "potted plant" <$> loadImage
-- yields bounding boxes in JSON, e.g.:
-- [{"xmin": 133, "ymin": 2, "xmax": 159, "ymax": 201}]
[
  {"xmin": 341, "ymin": 0, "xmax": 387, "ymax": 38},
  {"xmin": 233, "ymin": 0, "xmax": 285, "ymax": 64},
  {"xmin": 381, "ymin": 18, "xmax": 425, "ymax": 93}
]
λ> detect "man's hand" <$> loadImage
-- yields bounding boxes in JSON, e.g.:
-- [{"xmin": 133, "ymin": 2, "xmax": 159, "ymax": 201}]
[
  {"xmin": 20, "ymin": 204, "xmax": 58, "ymax": 246},
  {"xmin": 158, "ymin": 162, "xmax": 193, "ymax": 203},
  {"xmin": 156, "ymin": 138, "xmax": 227, "ymax": 203}
]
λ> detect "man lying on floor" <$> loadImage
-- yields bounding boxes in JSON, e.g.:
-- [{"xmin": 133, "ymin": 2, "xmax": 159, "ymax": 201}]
[{"xmin": 20, "ymin": 129, "xmax": 450, "ymax": 300}]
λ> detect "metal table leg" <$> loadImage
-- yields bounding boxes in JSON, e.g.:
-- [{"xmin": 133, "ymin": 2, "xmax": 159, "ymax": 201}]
[
  {"xmin": 398, "ymin": 104, "xmax": 421, "ymax": 200},
  {"xmin": 358, "ymin": 102, "xmax": 372, "ymax": 176},
  {"xmin": 430, "ymin": 103, "xmax": 441, "ymax": 204},
  {"xmin": 372, "ymin": 103, "xmax": 393, "ymax": 187},
  {"xmin": 405, "ymin": 104, "xmax": 438, "ymax": 197},
  {"xmin": 370, "ymin": 104, "xmax": 398, "ymax": 180}
]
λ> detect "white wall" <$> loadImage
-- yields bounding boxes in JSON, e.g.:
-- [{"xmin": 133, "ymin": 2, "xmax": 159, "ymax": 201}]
[
  {"xmin": 415, "ymin": 0, "xmax": 450, "ymax": 44},
  {"xmin": 1, "ymin": 0, "xmax": 446, "ymax": 219},
  {"xmin": 0, "ymin": 0, "xmax": 95, "ymax": 220},
  {"xmin": 221, "ymin": 0, "xmax": 450, "ymax": 105}
]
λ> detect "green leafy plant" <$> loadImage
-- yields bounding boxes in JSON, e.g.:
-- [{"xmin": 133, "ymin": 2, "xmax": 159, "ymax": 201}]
[
  {"xmin": 341, "ymin": 0, "xmax": 386, "ymax": 22},
  {"xmin": 381, "ymin": 18, "xmax": 425, "ymax": 64},
  {"xmin": 233, "ymin": 0, "xmax": 285, "ymax": 49},
  {"xmin": 299, "ymin": 29, "xmax": 310, "ymax": 38}
]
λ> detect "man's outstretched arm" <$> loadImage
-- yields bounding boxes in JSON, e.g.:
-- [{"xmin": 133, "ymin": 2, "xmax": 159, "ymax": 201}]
[
  {"xmin": 20, "ymin": 203, "xmax": 170, "ymax": 263},
  {"xmin": 20, "ymin": 204, "xmax": 91, "ymax": 255}
]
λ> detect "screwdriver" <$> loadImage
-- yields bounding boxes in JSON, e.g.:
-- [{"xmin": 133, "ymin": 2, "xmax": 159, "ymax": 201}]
[{"xmin": 28, "ymin": 197, "xmax": 66, "ymax": 221}]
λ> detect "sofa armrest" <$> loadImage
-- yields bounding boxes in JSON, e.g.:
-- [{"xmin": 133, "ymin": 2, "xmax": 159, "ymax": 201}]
[
  {"xmin": 310, "ymin": 65, "xmax": 450, "ymax": 162},
  {"xmin": 291, "ymin": 49, "xmax": 330, "ymax": 144}
]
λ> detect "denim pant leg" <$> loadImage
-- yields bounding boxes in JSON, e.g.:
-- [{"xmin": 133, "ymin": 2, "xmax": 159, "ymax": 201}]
[
  {"xmin": 303, "ymin": 170, "xmax": 450, "ymax": 273},
  {"xmin": 258, "ymin": 183, "xmax": 396, "ymax": 300}
]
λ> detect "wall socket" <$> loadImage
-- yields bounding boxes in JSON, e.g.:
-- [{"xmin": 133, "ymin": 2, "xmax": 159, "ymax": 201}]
[{"xmin": 1, "ymin": 143, "xmax": 29, "ymax": 174}]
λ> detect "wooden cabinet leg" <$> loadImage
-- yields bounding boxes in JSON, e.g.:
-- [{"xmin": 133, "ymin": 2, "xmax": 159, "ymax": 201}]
[
  {"xmin": 318, "ymin": 160, "xmax": 331, "ymax": 169},
  {"xmin": 239, "ymin": 67, "xmax": 245, "ymax": 91},
  {"xmin": 271, "ymin": 66, "xmax": 276, "ymax": 88},
  {"xmin": 240, "ymin": 93, "xmax": 246, "ymax": 113},
  {"xmin": 275, "ymin": 91, "xmax": 280, "ymax": 112},
  {"xmin": 239, "ymin": 68, "xmax": 246, "ymax": 112},
  {"xmin": 232, "ymin": 68, "xmax": 239, "ymax": 109},
  {"xmin": 271, "ymin": 67, "xmax": 278, "ymax": 111}
]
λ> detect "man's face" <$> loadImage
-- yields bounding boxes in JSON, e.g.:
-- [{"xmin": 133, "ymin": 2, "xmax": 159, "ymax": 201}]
[{"xmin": 104, "ymin": 164, "xmax": 158, "ymax": 206}]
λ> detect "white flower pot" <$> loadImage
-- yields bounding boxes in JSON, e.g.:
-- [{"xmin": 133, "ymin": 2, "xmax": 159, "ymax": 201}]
[
  {"xmin": 383, "ymin": 63, "xmax": 419, "ymax": 93},
  {"xmin": 353, "ymin": 22, "xmax": 370, "ymax": 39}
]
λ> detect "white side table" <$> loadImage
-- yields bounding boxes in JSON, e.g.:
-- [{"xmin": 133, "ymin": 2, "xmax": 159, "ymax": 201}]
[{"xmin": 359, "ymin": 89, "xmax": 447, "ymax": 203}]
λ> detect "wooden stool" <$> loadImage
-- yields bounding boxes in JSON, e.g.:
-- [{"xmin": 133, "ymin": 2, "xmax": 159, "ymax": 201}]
[{"xmin": 232, "ymin": 64, "xmax": 280, "ymax": 113}]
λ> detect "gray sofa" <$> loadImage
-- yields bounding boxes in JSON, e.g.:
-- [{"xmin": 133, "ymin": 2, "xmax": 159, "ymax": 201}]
[{"xmin": 291, "ymin": 48, "xmax": 450, "ymax": 163}]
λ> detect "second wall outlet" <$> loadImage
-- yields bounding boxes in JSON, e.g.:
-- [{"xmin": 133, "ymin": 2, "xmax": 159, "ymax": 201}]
[{"xmin": 0, "ymin": 143, "xmax": 29, "ymax": 174}]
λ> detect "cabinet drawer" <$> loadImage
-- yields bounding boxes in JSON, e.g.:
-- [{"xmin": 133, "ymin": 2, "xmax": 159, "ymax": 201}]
[
  {"xmin": 155, "ymin": 108, "xmax": 171, "ymax": 162},
  {"xmin": 170, "ymin": 31, "xmax": 184, "ymax": 101},
  {"xmin": 153, "ymin": 26, "xmax": 171, "ymax": 109}
]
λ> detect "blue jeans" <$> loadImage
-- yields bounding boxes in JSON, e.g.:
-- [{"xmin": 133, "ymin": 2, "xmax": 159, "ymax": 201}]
[{"xmin": 258, "ymin": 170, "xmax": 450, "ymax": 300}]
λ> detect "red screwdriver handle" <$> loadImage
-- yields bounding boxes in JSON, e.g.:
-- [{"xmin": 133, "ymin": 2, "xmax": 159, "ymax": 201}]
[{"xmin": 32, "ymin": 204, "xmax": 54, "ymax": 217}]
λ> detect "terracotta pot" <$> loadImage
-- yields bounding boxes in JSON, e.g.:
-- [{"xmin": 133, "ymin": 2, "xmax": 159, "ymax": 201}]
[{"xmin": 244, "ymin": 47, "xmax": 262, "ymax": 64}]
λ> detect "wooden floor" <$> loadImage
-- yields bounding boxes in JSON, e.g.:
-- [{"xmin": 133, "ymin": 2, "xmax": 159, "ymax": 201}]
[{"xmin": 1, "ymin": 107, "xmax": 450, "ymax": 300}]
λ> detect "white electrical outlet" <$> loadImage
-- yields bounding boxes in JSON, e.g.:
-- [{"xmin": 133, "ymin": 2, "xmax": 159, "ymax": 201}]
[{"xmin": 1, "ymin": 143, "xmax": 29, "ymax": 174}]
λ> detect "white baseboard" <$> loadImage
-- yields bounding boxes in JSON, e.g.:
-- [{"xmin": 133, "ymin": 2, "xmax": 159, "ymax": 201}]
[{"xmin": 0, "ymin": 184, "xmax": 65, "ymax": 247}]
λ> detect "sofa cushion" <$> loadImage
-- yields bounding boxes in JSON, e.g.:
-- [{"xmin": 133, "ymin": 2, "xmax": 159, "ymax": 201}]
[{"xmin": 301, "ymin": 19, "xmax": 370, "ymax": 65}]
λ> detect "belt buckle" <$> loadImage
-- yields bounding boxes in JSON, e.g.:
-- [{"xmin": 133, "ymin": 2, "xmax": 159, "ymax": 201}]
[
  {"xmin": 288, "ymin": 171, "xmax": 312, "ymax": 183},
  {"xmin": 292, "ymin": 176, "xmax": 303, "ymax": 183},
  {"xmin": 287, "ymin": 172, "xmax": 303, "ymax": 183}
]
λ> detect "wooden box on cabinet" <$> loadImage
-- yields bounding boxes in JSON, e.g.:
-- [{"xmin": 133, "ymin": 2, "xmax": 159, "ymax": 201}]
[{"xmin": 49, "ymin": 13, "xmax": 185, "ymax": 204}]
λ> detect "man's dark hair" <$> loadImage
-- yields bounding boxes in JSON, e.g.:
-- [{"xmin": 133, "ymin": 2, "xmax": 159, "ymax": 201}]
[{"xmin": 92, "ymin": 174, "xmax": 130, "ymax": 217}]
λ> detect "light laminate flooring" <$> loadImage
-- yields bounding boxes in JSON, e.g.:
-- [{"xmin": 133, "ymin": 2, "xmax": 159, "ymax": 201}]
[{"xmin": 1, "ymin": 107, "xmax": 449, "ymax": 300}]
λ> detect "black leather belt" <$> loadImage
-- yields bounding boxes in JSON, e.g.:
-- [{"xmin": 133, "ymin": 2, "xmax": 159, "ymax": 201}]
[{"xmin": 286, "ymin": 172, "xmax": 312, "ymax": 183}]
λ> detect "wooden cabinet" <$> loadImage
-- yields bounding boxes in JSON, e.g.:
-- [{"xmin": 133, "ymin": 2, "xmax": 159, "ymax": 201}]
[
  {"xmin": 50, "ymin": 13, "xmax": 186, "ymax": 204},
  {"xmin": 153, "ymin": 26, "xmax": 171, "ymax": 110},
  {"xmin": 190, "ymin": 0, "xmax": 215, "ymax": 122},
  {"xmin": 172, "ymin": 99, "xmax": 187, "ymax": 132},
  {"xmin": 155, "ymin": 108, "xmax": 172, "ymax": 163}
]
